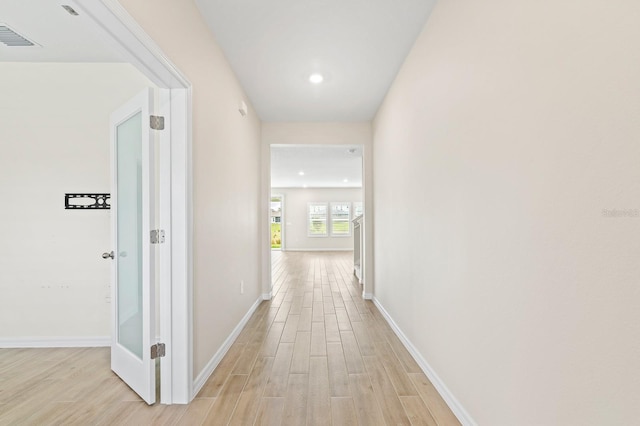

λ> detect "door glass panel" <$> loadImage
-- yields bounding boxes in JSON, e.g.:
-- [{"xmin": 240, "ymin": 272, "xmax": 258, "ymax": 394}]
[{"xmin": 116, "ymin": 111, "xmax": 143, "ymax": 359}]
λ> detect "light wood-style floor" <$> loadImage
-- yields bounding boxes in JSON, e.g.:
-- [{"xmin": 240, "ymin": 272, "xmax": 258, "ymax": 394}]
[{"xmin": 0, "ymin": 251, "xmax": 460, "ymax": 425}]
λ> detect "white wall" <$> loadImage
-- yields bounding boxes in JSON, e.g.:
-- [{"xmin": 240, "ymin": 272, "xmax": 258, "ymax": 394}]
[
  {"xmin": 0, "ymin": 62, "xmax": 153, "ymax": 342},
  {"xmin": 262, "ymin": 122, "xmax": 374, "ymax": 297},
  {"xmin": 272, "ymin": 187, "xmax": 362, "ymax": 251},
  {"xmin": 120, "ymin": 0, "xmax": 263, "ymax": 380},
  {"xmin": 373, "ymin": 1, "xmax": 640, "ymax": 424}
]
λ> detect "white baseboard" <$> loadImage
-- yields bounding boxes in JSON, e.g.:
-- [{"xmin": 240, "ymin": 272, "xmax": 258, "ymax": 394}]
[
  {"xmin": 363, "ymin": 292, "xmax": 373, "ymax": 300},
  {"xmin": 192, "ymin": 297, "xmax": 262, "ymax": 396},
  {"xmin": 0, "ymin": 336, "xmax": 110, "ymax": 348},
  {"xmin": 284, "ymin": 248, "xmax": 353, "ymax": 252},
  {"xmin": 372, "ymin": 297, "xmax": 476, "ymax": 426},
  {"xmin": 262, "ymin": 292, "xmax": 273, "ymax": 300}
]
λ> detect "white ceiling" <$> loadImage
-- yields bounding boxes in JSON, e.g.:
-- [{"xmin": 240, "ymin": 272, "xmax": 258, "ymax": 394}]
[
  {"xmin": 2, "ymin": 0, "xmax": 431, "ymax": 188},
  {"xmin": 2, "ymin": 1, "xmax": 437, "ymax": 118},
  {"xmin": 271, "ymin": 145, "xmax": 362, "ymax": 188},
  {"xmin": 0, "ymin": 0, "xmax": 122, "ymax": 62},
  {"xmin": 195, "ymin": 0, "xmax": 437, "ymax": 121}
]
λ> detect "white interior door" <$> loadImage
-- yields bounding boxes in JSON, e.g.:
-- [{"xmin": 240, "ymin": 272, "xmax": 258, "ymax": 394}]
[{"xmin": 108, "ymin": 88, "xmax": 156, "ymax": 404}]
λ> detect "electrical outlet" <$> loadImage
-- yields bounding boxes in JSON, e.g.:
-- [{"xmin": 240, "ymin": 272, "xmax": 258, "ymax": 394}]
[{"xmin": 240, "ymin": 280, "xmax": 244, "ymax": 294}]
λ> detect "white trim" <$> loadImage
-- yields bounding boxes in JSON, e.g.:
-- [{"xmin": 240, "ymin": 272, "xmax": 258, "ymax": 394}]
[
  {"xmin": 70, "ymin": 0, "xmax": 189, "ymax": 89},
  {"xmin": 262, "ymin": 292, "xmax": 273, "ymax": 300},
  {"xmin": 361, "ymin": 144, "xmax": 373, "ymax": 300},
  {"xmin": 169, "ymin": 86, "xmax": 193, "ymax": 404},
  {"xmin": 192, "ymin": 298, "xmax": 262, "ymax": 396},
  {"xmin": 263, "ymin": 142, "xmax": 273, "ymax": 310},
  {"xmin": 0, "ymin": 337, "xmax": 110, "ymax": 348},
  {"xmin": 70, "ymin": 0, "xmax": 193, "ymax": 404},
  {"xmin": 373, "ymin": 297, "xmax": 477, "ymax": 426},
  {"xmin": 158, "ymin": 88, "xmax": 173, "ymax": 404},
  {"xmin": 363, "ymin": 292, "xmax": 373, "ymax": 300},
  {"xmin": 285, "ymin": 248, "xmax": 354, "ymax": 252}
]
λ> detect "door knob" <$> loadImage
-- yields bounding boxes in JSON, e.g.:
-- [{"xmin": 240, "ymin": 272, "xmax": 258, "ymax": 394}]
[{"xmin": 102, "ymin": 251, "xmax": 115, "ymax": 259}]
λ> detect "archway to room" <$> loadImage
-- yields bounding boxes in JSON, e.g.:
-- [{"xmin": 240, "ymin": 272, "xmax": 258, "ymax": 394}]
[{"xmin": 268, "ymin": 144, "xmax": 364, "ymax": 298}]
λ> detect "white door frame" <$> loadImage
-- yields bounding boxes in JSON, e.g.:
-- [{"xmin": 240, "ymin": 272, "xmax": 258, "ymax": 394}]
[{"xmin": 70, "ymin": 0, "xmax": 193, "ymax": 404}]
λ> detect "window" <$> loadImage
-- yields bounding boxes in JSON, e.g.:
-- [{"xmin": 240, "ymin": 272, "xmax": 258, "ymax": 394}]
[
  {"xmin": 330, "ymin": 202, "xmax": 351, "ymax": 236},
  {"xmin": 308, "ymin": 203, "xmax": 328, "ymax": 237},
  {"xmin": 353, "ymin": 201, "xmax": 363, "ymax": 218}
]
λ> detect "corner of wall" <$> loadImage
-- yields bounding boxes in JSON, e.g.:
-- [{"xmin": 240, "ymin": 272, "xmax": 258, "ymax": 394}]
[
  {"xmin": 192, "ymin": 297, "xmax": 263, "ymax": 396},
  {"xmin": 372, "ymin": 297, "xmax": 476, "ymax": 426}
]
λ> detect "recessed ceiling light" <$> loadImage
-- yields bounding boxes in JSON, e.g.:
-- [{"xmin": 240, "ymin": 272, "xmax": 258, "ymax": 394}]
[
  {"xmin": 343, "ymin": 179, "xmax": 349, "ymax": 183},
  {"xmin": 309, "ymin": 73, "xmax": 324, "ymax": 84},
  {"xmin": 298, "ymin": 171, "xmax": 305, "ymax": 176},
  {"xmin": 303, "ymin": 184, "xmax": 308, "ymax": 188}
]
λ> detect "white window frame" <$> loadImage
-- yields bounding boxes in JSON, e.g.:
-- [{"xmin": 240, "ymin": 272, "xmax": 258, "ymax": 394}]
[
  {"xmin": 353, "ymin": 201, "xmax": 363, "ymax": 218},
  {"xmin": 330, "ymin": 202, "xmax": 352, "ymax": 237},
  {"xmin": 308, "ymin": 202, "xmax": 328, "ymax": 237}
]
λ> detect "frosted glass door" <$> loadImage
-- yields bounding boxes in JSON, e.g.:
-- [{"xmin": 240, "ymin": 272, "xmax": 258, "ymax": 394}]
[
  {"xmin": 116, "ymin": 111, "xmax": 143, "ymax": 359},
  {"xmin": 109, "ymin": 88, "xmax": 156, "ymax": 405}
]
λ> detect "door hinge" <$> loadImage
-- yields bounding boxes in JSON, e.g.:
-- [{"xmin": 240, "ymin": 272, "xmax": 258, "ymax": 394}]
[
  {"xmin": 150, "ymin": 115, "xmax": 165, "ymax": 130},
  {"xmin": 150, "ymin": 229, "xmax": 165, "ymax": 244},
  {"xmin": 151, "ymin": 343, "xmax": 165, "ymax": 359}
]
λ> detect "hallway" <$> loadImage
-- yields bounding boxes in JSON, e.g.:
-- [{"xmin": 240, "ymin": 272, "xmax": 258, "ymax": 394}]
[
  {"xmin": 193, "ymin": 251, "xmax": 459, "ymax": 425},
  {"xmin": 0, "ymin": 251, "xmax": 459, "ymax": 425}
]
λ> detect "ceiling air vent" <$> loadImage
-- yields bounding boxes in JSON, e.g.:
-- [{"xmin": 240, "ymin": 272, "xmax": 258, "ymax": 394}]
[{"xmin": 0, "ymin": 24, "xmax": 36, "ymax": 47}]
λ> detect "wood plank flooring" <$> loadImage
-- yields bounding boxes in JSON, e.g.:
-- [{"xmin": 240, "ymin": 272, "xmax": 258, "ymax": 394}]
[{"xmin": 0, "ymin": 251, "xmax": 460, "ymax": 425}]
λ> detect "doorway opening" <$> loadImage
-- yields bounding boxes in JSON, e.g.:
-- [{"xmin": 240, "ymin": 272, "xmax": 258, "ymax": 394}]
[
  {"xmin": 268, "ymin": 144, "xmax": 364, "ymax": 291},
  {"xmin": 270, "ymin": 195, "xmax": 284, "ymax": 250},
  {"xmin": 74, "ymin": 0, "xmax": 193, "ymax": 404},
  {"xmin": 0, "ymin": 0, "xmax": 192, "ymax": 405}
]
